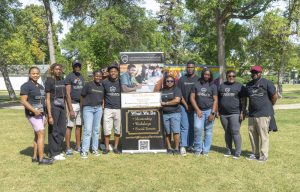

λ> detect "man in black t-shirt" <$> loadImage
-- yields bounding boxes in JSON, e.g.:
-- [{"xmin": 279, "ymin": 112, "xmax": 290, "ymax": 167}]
[
  {"xmin": 177, "ymin": 60, "xmax": 198, "ymax": 156},
  {"xmin": 65, "ymin": 60, "xmax": 85, "ymax": 156},
  {"xmin": 245, "ymin": 66, "xmax": 278, "ymax": 162},
  {"xmin": 102, "ymin": 65, "xmax": 122, "ymax": 154}
]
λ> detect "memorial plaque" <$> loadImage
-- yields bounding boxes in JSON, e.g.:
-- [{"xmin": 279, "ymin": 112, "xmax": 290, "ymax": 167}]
[{"xmin": 121, "ymin": 108, "xmax": 166, "ymax": 153}]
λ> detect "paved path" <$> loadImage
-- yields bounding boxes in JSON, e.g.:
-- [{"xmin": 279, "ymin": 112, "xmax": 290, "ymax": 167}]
[{"xmin": 1, "ymin": 101, "xmax": 300, "ymax": 110}]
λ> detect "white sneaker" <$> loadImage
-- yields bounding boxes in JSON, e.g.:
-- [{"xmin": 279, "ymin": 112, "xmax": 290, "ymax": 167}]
[
  {"xmin": 59, "ymin": 153, "xmax": 64, "ymax": 157},
  {"xmin": 180, "ymin": 147, "xmax": 187, "ymax": 156},
  {"xmin": 54, "ymin": 155, "xmax": 66, "ymax": 160}
]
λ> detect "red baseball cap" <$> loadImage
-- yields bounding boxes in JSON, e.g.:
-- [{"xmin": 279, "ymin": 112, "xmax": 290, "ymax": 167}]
[{"xmin": 250, "ymin": 66, "xmax": 263, "ymax": 73}]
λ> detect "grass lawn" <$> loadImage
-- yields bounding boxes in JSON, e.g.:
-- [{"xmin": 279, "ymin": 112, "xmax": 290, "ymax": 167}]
[
  {"xmin": 277, "ymin": 84, "xmax": 300, "ymax": 104},
  {"xmin": 0, "ymin": 109, "xmax": 299, "ymax": 192}
]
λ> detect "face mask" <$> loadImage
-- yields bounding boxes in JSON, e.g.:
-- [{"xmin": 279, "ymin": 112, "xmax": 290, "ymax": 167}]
[{"xmin": 74, "ymin": 71, "xmax": 81, "ymax": 76}]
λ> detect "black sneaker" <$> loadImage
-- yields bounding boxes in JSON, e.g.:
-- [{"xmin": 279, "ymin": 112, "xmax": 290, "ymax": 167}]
[
  {"xmin": 39, "ymin": 158, "xmax": 53, "ymax": 165},
  {"xmin": 173, "ymin": 149, "xmax": 180, "ymax": 155},
  {"xmin": 186, "ymin": 146, "xmax": 194, "ymax": 153},
  {"xmin": 102, "ymin": 149, "xmax": 110, "ymax": 154},
  {"xmin": 246, "ymin": 154, "xmax": 259, "ymax": 161},
  {"xmin": 32, "ymin": 157, "xmax": 39, "ymax": 163},
  {"xmin": 167, "ymin": 149, "xmax": 173, "ymax": 154},
  {"xmin": 224, "ymin": 150, "xmax": 232, "ymax": 157},
  {"xmin": 113, "ymin": 148, "xmax": 121, "ymax": 154}
]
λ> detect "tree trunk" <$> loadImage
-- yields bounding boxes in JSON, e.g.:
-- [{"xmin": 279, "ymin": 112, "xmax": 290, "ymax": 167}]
[
  {"xmin": 0, "ymin": 65, "xmax": 17, "ymax": 100},
  {"xmin": 43, "ymin": 0, "xmax": 56, "ymax": 64},
  {"xmin": 216, "ymin": 10, "xmax": 226, "ymax": 84},
  {"xmin": 277, "ymin": 49, "xmax": 285, "ymax": 98}
]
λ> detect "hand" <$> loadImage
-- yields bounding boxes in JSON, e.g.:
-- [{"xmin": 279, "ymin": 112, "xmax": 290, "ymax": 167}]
[
  {"xmin": 240, "ymin": 113, "xmax": 245, "ymax": 122},
  {"xmin": 208, "ymin": 114, "xmax": 215, "ymax": 122},
  {"xmin": 48, "ymin": 116, "xmax": 54, "ymax": 125},
  {"xmin": 215, "ymin": 112, "xmax": 220, "ymax": 118},
  {"xmin": 34, "ymin": 109, "xmax": 42, "ymax": 117},
  {"xmin": 196, "ymin": 109, "xmax": 202, "ymax": 118},
  {"xmin": 185, "ymin": 105, "xmax": 190, "ymax": 112},
  {"xmin": 69, "ymin": 110, "xmax": 75, "ymax": 119},
  {"xmin": 136, "ymin": 84, "xmax": 142, "ymax": 89}
]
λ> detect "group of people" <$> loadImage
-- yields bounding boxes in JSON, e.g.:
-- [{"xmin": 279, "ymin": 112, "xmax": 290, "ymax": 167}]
[{"xmin": 20, "ymin": 60, "xmax": 277, "ymax": 165}]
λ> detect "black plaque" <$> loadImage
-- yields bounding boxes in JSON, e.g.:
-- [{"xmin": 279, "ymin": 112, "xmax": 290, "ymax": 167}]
[
  {"xmin": 121, "ymin": 108, "xmax": 165, "ymax": 152},
  {"xmin": 120, "ymin": 52, "xmax": 164, "ymax": 64}
]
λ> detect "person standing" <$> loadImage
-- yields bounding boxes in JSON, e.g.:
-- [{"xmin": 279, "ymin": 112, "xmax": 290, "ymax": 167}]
[
  {"xmin": 177, "ymin": 60, "xmax": 199, "ymax": 156},
  {"xmin": 45, "ymin": 63, "xmax": 67, "ymax": 160},
  {"xmin": 190, "ymin": 68, "xmax": 218, "ymax": 157},
  {"xmin": 161, "ymin": 76, "xmax": 182, "ymax": 155},
  {"xmin": 102, "ymin": 66, "xmax": 122, "ymax": 154},
  {"xmin": 245, "ymin": 66, "xmax": 278, "ymax": 162},
  {"xmin": 20, "ymin": 67, "xmax": 53, "ymax": 165},
  {"xmin": 65, "ymin": 60, "xmax": 84, "ymax": 156},
  {"xmin": 80, "ymin": 70, "xmax": 104, "ymax": 158},
  {"xmin": 218, "ymin": 70, "xmax": 245, "ymax": 159}
]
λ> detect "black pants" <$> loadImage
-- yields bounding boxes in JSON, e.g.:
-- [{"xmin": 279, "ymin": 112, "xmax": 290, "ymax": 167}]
[
  {"xmin": 48, "ymin": 104, "xmax": 66, "ymax": 157},
  {"xmin": 220, "ymin": 114, "xmax": 242, "ymax": 156}
]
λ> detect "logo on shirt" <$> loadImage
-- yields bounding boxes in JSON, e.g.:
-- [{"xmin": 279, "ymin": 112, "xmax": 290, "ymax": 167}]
[
  {"xmin": 225, "ymin": 88, "xmax": 230, "ymax": 93},
  {"xmin": 110, "ymin": 86, "xmax": 116, "ymax": 92},
  {"xmin": 73, "ymin": 78, "xmax": 83, "ymax": 89},
  {"xmin": 221, "ymin": 88, "xmax": 235, "ymax": 97},
  {"xmin": 197, "ymin": 88, "xmax": 210, "ymax": 97}
]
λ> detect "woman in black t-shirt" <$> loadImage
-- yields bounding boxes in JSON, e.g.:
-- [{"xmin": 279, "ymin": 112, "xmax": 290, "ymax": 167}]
[
  {"xmin": 161, "ymin": 76, "xmax": 182, "ymax": 155},
  {"xmin": 80, "ymin": 70, "xmax": 104, "ymax": 158},
  {"xmin": 45, "ymin": 63, "xmax": 67, "ymax": 161},
  {"xmin": 20, "ymin": 67, "xmax": 53, "ymax": 165},
  {"xmin": 190, "ymin": 68, "xmax": 218, "ymax": 156}
]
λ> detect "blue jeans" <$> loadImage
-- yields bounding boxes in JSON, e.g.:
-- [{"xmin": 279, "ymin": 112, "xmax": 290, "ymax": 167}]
[
  {"xmin": 180, "ymin": 105, "xmax": 194, "ymax": 147},
  {"xmin": 163, "ymin": 112, "xmax": 181, "ymax": 134},
  {"xmin": 82, "ymin": 105, "xmax": 103, "ymax": 153},
  {"xmin": 194, "ymin": 109, "xmax": 214, "ymax": 153}
]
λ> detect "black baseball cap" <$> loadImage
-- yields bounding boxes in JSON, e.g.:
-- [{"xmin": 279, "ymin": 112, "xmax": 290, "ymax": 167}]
[{"xmin": 72, "ymin": 60, "xmax": 82, "ymax": 67}]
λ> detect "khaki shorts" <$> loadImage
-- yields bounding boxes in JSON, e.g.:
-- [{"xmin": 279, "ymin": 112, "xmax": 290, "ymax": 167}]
[
  {"xmin": 67, "ymin": 103, "xmax": 82, "ymax": 127},
  {"xmin": 103, "ymin": 108, "xmax": 121, "ymax": 136}
]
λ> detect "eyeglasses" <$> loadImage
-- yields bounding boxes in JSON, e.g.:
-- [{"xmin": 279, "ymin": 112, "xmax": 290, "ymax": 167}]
[
  {"xmin": 166, "ymin": 80, "xmax": 174, "ymax": 83},
  {"xmin": 227, "ymin": 75, "xmax": 236, "ymax": 78}
]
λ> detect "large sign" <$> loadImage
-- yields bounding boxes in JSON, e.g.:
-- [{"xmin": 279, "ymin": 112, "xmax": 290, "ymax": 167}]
[
  {"xmin": 120, "ymin": 52, "xmax": 166, "ymax": 153},
  {"xmin": 121, "ymin": 108, "xmax": 165, "ymax": 153}
]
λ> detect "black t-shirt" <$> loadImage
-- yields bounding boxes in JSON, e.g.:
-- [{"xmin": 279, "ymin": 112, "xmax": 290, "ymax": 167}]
[
  {"xmin": 81, "ymin": 81, "xmax": 104, "ymax": 107},
  {"xmin": 45, "ymin": 77, "xmax": 66, "ymax": 100},
  {"xmin": 178, "ymin": 74, "xmax": 198, "ymax": 105},
  {"xmin": 65, "ymin": 72, "xmax": 84, "ymax": 102},
  {"xmin": 218, "ymin": 82, "xmax": 245, "ymax": 115},
  {"xmin": 20, "ymin": 81, "xmax": 46, "ymax": 116},
  {"xmin": 102, "ymin": 78, "xmax": 121, "ymax": 109},
  {"xmin": 161, "ymin": 86, "xmax": 182, "ymax": 114},
  {"xmin": 245, "ymin": 78, "xmax": 276, "ymax": 117},
  {"xmin": 191, "ymin": 81, "xmax": 218, "ymax": 110}
]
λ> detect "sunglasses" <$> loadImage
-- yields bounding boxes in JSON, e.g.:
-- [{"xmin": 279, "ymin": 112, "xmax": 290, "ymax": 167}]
[
  {"xmin": 227, "ymin": 75, "xmax": 236, "ymax": 78},
  {"xmin": 251, "ymin": 71, "xmax": 259, "ymax": 74},
  {"xmin": 166, "ymin": 80, "xmax": 174, "ymax": 83}
]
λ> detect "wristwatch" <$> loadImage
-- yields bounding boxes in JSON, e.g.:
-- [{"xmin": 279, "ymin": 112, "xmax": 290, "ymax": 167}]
[{"xmin": 211, "ymin": 112, "xmax": 216, "ymax": 116}]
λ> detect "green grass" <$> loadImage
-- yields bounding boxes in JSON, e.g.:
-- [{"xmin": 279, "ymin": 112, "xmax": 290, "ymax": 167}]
[
  {"xmin": 0, "ymin": 109, "xmax": 299, "ymax": 192},
  {"xmin": 277, "ymin": 84, "xmax": 300, "ymax": 104},
  {"xmin": 0, "ymin": 90, "xmax": 20, "ymax": 103}
]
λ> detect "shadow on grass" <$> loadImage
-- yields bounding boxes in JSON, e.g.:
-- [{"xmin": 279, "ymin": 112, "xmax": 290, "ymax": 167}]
[{"xmin": 210, "ymin": 145, "xmax": 252, "ymax": 157}]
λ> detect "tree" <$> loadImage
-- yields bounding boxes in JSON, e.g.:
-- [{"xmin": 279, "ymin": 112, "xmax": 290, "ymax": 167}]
[
  {"xmin": 186, "ymin": 0, "xmax": 273, "ymax": 83},
  {"xmin": 42, "ymin": 0, "xmax": 56, "ymax": 64}
]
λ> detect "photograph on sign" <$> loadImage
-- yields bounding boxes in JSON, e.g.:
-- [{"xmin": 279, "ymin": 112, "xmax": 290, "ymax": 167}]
[{"xmin": 120, "ymin": 63, "xmax": 164, "ymax": 93}]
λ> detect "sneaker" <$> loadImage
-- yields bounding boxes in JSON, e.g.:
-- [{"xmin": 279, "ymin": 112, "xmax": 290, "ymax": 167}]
[
  {"xmin": 92, "ymin": 150, "xmax": 100, "ymax": 157},
  {"xmin": 187, "ymin": 146, "xmax": 194, "ymax": 153},
  {"xmin": 173, "ymin": 149, "xmax": 180, "ymax": 155},
  {"xmin": 113, "ymin": 148, "xmax": 121, "ymax": 154},
  {"xmin": 194, "ymin": 151, "xmax": 201, "ymax": 157},
  {"xmin": 203, "ymin": 152, "xmax": 209, "ymax": 157},
  {"xmin": 180, "ymin": 147, "xmax": 187, "ymax": 156},
  {"xmin": 246, "ymin": 154, "xmax": 258, "ymax": 161},
  {"xmin": 102, "ymin": 149, "xmax": 110, "ymax": 155},
  {"xmin": 53, "ymin": 155, "xmax": 66, "ymax": 161},
  {"xmin": 32, "ymin": 157, "xmax": 39, "ymax": 163},
  {"xmin": 59, "ymin": 153, "xmax": 65, "ymax": 157},
  {"xmin": 81, "ymin": 152, "xmax": 88, "ymax": 159},
  {"xmin": 233, "ymin": 155, "xmax": 240, "ymax": 160},
  {"xmin": 167, "ymin": 149, "xmax": 173, "ymax": 155},
  {"xmin": 224, "ymin": 150, "xmax": 232, "ymax": 157},
  {"xmin": 74, "ymin": 147, "xmax": 81, "ymax": 153},
  {"xmin": 258, "ymin": 156, "xmax": 268, "ymax": 163},
  {"xmin": 39, "ymin": 158, "xmax": 53, "ymax": 165},
  {"xmin": 65, "ymin": 148, "xmax": 73, "ymax": 156}
]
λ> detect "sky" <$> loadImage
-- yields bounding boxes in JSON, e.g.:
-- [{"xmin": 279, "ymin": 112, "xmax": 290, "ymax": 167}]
[{"xmin": 20, "ymin": 0, "xmax": 160, "ymax": 41}]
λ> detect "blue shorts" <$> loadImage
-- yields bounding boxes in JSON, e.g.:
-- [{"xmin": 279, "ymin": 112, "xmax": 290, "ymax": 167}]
[{"xmin": 163, "ymin": 112, "xmax": 181, "ymax": 134}]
